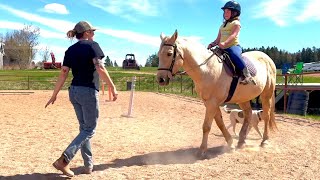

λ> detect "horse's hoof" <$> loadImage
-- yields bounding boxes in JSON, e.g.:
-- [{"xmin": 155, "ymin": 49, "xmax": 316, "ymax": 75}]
[
  {"xmin": 226, "ymin": 145, "xmax": 236, "ymax": 153},
  {"xmin": 260, "ymin": 140, "xmax": 270, "ymax": 148},
  {"xmin": 227, "ymin": 142, "xmax": 235, "ymax": 150},
  {"xmin": 236, "ymin": 142, "xmax": 246, "ymax": 149},
  {"xmin": 196, "ymin": 150, "xmax": 207, "ymax": 159}
]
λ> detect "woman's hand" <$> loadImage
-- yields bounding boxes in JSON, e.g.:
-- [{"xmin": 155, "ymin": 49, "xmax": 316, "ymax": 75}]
[
  {"xmin": 111, "ymin": 88, "xmax": 118, "ymax": 101},
  {"xmin": 45, "ymin": 96, "xmax": 57, "ymax": 108}
]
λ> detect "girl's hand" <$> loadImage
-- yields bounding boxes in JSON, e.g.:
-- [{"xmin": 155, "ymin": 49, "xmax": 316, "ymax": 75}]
[
  {"xmin": 207, "ymin": 42, "xmax": 217, "ymax": 49},
  {"xmin": 218, "ymin": 42, "xmax": 226, "ymax": 49}
]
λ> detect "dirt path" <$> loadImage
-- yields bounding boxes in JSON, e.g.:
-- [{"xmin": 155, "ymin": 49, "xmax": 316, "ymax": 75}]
[{"xmin": 0, "ymin": 91, "xmax": 319, "ymax": 179}]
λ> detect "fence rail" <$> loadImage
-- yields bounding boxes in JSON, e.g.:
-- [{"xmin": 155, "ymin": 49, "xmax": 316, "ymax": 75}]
[
  {"xmin": 276, "ymin": 72, "xmax": 320, "ymax": 113},
  {"xmin": 0, "ymin": 74, "xmax": 197, "ymax": 97}
]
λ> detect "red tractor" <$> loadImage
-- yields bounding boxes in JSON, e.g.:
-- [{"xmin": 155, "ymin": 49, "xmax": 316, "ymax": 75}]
[
  {"xmin": 122, "ymin": 54, "xmax": 140, "ymax": 70},
  {"xmin": 43, "ymin": 52, "xmax": 61, "ymax": 69}
]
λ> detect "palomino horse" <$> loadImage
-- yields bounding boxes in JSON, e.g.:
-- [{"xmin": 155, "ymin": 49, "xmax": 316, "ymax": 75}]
[{"xmin": 156, "ymin": 30, "xmax": 277, "ymax": 156}]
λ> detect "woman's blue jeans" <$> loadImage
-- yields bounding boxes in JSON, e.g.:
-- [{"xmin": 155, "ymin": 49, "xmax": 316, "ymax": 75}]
[
  {"xmin": 63, "ymin": 86, "xmax": 99, "ymax": 168},
  {"xmin": 224, "ymin": 45, "xmax": 245, "ymax": 71}
]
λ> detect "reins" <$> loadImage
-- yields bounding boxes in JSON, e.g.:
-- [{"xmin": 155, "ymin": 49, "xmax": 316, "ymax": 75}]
[
  {"xmin": 176, "ymin": 53, "xmax": 215, "ymax": 75},
  {"xmin": 158, "ymin": 43, "xmax": 216, "ymax": 76}
]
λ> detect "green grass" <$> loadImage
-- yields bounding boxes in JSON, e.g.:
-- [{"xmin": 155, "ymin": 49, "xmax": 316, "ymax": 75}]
[
  {"xmin": 280, "ymin": 113, "xmax": 320, "ymax": 121},
  {"xmin": 276, "ymin": 74, "xmax": 320, "ymax": 84},
  {"xmin": 0, "ymin": 68, "xmax": 160, "ymax": 91},
  {"xmin": 305, "ymin": 115, "xmax": 320, "ymax": 121},
  {"xmin": 106, "ymin": 66, "xmax": 157, "ymax": 73}
]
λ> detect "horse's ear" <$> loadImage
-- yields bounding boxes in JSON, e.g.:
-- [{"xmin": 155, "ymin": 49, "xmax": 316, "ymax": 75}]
[
  {"xmin": 160, "ymin": 32, "xmax": 165, "ymax": 41},
  {"xmin": 172, "ymin": 30, "xmax": 178, "ymax": 41}
]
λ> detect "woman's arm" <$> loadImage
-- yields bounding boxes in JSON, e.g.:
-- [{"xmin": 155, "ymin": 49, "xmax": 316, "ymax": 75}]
[
  {"xmin": 45, "ymin": 66, "xmax": 70, "ymax": 107},
  {"xmin": 93, "ymin": 58, "xmax": 118, "ymax": 101}
]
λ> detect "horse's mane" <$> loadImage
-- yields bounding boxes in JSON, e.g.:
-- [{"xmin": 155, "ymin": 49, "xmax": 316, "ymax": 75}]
[
  {"xmin": 176, "ymin": 38, "xmax": 209, "ymax": 53},
  {"xmin": 175, "ymin": 37, "xmax": 214, "ymax": 66}
]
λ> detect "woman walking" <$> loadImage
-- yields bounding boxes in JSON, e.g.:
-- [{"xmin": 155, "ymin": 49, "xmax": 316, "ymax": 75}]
[{"xmin": 45, "ymin": 21, "xmax": 118, "ymax": 177}]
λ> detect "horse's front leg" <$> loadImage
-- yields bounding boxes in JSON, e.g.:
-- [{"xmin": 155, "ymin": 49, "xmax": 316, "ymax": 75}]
[
  {"xmin": 199, "ymin": 102, "xmax": 233, "ymax": 157},
  {"xmin": 238, "ymin": 102, "xmax": 253, "ymax": 149},
  {"xmin": 199, "ymin": 104, "xmax": 216, "ymax": 157}
]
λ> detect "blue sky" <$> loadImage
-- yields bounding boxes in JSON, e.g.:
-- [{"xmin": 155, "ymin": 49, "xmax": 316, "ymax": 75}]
[{"xmin": 0, "ymin": 0, "xmax": 319, "ymax": 66}]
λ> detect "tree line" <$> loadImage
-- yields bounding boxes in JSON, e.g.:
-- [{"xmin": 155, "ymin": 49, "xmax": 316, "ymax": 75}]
[
  {"xmin": 145, "ymin": 46, "xmax": 320, "ymax": 68},
  {"xmin": 1, "ymin": 25, "xmax": 319, "ymax": 69},
  {"xmin": 243, "ymin": 46, "xmax": 320, "ymax": 68}
]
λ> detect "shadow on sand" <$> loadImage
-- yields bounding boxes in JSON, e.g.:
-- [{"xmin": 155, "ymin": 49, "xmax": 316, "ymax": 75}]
[
  {"xmin": 93, "ymin": 145, "xmax": 227, "ymax": 172},
  {"xmin": 0, "ymin": 146, "xmax": 227, "ymax": 179},
  {"xmin": 0, "ymin": 173, "xmax": 71, "ymax": 180}
]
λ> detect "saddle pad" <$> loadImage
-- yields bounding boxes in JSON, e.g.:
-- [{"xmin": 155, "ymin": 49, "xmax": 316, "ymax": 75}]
[{"xmin": 242, "ymin": 55, "xmax": 257, "ymax": 77}]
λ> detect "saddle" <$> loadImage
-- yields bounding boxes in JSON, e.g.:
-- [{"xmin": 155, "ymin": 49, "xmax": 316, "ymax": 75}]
[
  {"xmin": 211, "ymin": 47, "xmax": 257, "ymax": 102},
  {"xmin": 212, "ymin": 47, "xmax": 257, "ymax": 77}
]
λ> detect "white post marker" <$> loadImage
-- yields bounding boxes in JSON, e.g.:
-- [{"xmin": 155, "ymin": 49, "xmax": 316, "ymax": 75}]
[{"xmin": 122, "ymin": 76, "xmax": 136, "ymax": 118}]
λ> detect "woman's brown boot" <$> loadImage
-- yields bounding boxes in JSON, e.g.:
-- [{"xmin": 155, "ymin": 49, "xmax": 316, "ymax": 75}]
[{"xmin": 52, "ymin": 155, "xmax": 74, "ymax": 177}]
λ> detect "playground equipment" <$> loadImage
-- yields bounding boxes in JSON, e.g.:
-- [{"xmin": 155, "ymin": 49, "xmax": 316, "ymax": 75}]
[
  {"xmin": 43, "ymin": 52, "xmax": 61, "ymax": 69},
  {"xmin": 122, "ymin": 54, "xmax": 140, "ymax": 70}
]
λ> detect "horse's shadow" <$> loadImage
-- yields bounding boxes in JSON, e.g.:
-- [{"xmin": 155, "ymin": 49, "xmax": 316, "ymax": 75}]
[
  {"xmin": 88, "ymin": 145, "xmax": 227, "ymax": 173},
  {"xmin": 0, "ymin": 146, "xmax": 227, "ymax": 179}
]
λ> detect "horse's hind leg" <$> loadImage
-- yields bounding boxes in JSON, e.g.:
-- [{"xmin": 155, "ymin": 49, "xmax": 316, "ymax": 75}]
[
  {"xmin": 237, "ymin": 102, "xmax": 253, "ymax": 148},
  {"xmin": 260, "ymin": 89, "xmax": 276, "ymax": 147}
]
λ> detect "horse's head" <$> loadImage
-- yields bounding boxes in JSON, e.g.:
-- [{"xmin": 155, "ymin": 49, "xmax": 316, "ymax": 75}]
[{"xmin": 157, "ymin": 30, "xmax": 184, "ymax": 86}]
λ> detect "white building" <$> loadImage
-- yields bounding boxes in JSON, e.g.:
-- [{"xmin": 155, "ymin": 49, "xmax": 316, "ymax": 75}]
[{"xmin": 303, "ymin": 62, "xmax": 320, "ymax": 72}]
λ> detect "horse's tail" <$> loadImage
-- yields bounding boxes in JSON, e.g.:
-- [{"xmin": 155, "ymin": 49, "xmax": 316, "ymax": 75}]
[
  {"xmin": 269, "ymin": 80, "xmax": 278, "ymax": 132},
  {"xmin": 222, "ymin": 105, "xmax": 231, "ymax": 113}
]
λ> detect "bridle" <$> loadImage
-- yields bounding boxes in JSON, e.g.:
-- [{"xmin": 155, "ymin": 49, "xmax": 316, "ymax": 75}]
[
  {"xmin": 157, "ymin": 43, "xmax": 182, "ymax": 76},
  {"xmin": 157, "ymin": 42, "xmax": 214, "ymax": 76}
]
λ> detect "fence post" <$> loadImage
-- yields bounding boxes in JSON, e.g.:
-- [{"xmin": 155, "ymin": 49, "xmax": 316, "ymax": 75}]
[
  {"xmin": 192, "ymin": 82, "xmax": 194, "ymax": 95},
  {"xmin": 138, "ymin": 76, "xmax": 141, "ymax": 90},
  {"xmin": 284, "ymin": 74, "xmax": 288, "ymax": 113},
  {"xmin": 153, "ymin": 76, "xmax": 155, "ymax": 91},
  {"xmin": 27, "ymin": 76, "xmax": 30, "ymax": 90},
  {"xmin": 180, "ymin": 74, "xmax": 183, "ymax": 93}
]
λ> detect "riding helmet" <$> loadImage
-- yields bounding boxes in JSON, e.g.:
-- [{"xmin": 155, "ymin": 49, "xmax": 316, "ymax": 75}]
[{"xmin": 221, "ymin": 1, "xmax": 241, "ymax": 16}]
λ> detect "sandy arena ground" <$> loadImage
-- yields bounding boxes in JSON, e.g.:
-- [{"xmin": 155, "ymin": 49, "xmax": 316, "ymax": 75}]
[{"xmin": 0, "ymin": 90, "xmax": 320, "ymax": 179}]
